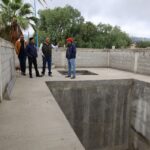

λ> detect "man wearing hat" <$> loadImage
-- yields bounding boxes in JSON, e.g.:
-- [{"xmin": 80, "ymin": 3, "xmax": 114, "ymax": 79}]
[
  {"xmin": 26, "ymin": 37, "xmax": 41, "ymax": 78},
  {"xmin": 66, "ymin": 37, "xmax": 76, "ymax": 79}
]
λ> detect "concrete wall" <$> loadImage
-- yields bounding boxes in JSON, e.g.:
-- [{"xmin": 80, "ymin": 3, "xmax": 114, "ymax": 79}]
[
  {"xmin": 39, "ymin": 48, "xmax": 150, "ymax": 76},
  {"xmin": 109, "ymin": 50, "xmax": 135, "ymax": 72},
  {"xmin": 47, "ymin": 80, "xmax": 132, "ymax": 150},
  {"xmin": 18, "ymin": 47, "xmax": 150, "ymax": 77},
  {"xmin": 130, "ymin": 80, "xmax": 150, "ymax": 150},
  {"xmin": 47, "ymin": 79, "xmax": 150, "ymax": 150},
  {"xmin": 109, "ymin": 49, "xmax": 150, "ymax": 75},
  {"xmin": 37, "ymin": 48, "xmax": 109, "ymax": 68},
  {"xmin": 14, "ymin": 46, "xmax": 150, "ymax": 76},
  {"xmin": 0, "ymin": 38, "xmax": 16, "ymax": 101}
]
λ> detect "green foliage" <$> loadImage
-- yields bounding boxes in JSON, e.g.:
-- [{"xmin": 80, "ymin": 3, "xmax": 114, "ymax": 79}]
[
  {"xmin": 0, "ymin": 0, "xmax": 37, "ymax": 40},
  {"xmin": 38, "ymin": 5, "xmax": 84, "ymax": 44},
  {"xmin": 38, "ymin": 5, "xmax": 132, "ymax": 48},
  {"xmin": 136, "ymin": 41, "xmax": 150, "ymax": 48}
]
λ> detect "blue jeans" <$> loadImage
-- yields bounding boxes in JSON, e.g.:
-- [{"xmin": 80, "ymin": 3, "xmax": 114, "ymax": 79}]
[
  {"xmin": 42, "ymin": 56, "xmax": 52, "ymax": 75},
  {"xmin": 67, "ymin": 59, "xmax": 76, "ymax": 77}
]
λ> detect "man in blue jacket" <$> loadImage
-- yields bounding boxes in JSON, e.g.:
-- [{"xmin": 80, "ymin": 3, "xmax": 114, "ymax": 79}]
[
  {"xmin": 26, "ymin": 37, "xmax": 41, "ymax": 78},
  {"xmin": 66, "ymin": 37, "xmax": 76, "ymax": 79}
]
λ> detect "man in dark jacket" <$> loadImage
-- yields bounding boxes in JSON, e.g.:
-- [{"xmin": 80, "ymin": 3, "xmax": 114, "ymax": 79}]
[
  {"xmin": 66, "ymin": 37, "xmax": 76, "ymax": 79},
  {"xmin": 26, "ymin": 37, "xmax": 41, "ymax": 78},
  {"xmin": 41, "ymin": 37, "xmax": 58, "ymax": 76},
  {"xmin": 15, "ymin": 35, "xmax": 27, "ymax": 75}
]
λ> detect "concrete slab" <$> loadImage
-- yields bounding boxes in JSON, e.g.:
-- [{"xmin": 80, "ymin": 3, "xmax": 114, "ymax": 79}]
[
  {"xmin": 1, "ymin": 68, "xmax": 150, "ymax": 150},
  {"xmin": 0, "ymin": 72, "xmax": 84, "ymax": 150}
]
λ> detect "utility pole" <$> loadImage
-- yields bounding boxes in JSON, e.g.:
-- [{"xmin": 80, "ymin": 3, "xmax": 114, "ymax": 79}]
[{"xmin": 34, "ymin": 0, "xmax": 38, "ymax": 48}]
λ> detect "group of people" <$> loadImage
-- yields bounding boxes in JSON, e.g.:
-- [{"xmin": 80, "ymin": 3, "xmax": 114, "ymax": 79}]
[{"xmin": 15, "ymin": 35, "xmax": 76, "ymax": 79}]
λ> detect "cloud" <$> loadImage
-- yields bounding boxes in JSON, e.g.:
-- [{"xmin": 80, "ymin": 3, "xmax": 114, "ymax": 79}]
[{"xmin": 24, "ymin": 0, "xmax": 150, "ymax": 37}]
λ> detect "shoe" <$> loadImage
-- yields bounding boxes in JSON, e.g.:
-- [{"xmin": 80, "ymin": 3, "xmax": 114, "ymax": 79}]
[
  {"xmin": 65, "ymin": 75, "xmax": 71, "ymax": 78},
  {"xmin": 48, "ymin": 72, "xmax": 52, "ymax": 77},
  {"xmin": 71, "ymin": 76, "xmax": 76, "ymax": 79},
  {"xmin": 36, "ymin": 74, "xmax": 42, "ymax": 77},
  {"xmin": 30, "ymin": 75, "xmax": 32, "ymax": 78},
  {"xmin": 21, "ymin": 72, "xmax": 26, "ymax": 76},
  {"xmin": 41, "ymin": 71, "xmax": 45, "ymax": 76}
]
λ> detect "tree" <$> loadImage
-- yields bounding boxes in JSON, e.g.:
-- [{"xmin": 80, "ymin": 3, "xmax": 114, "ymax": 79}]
[
  {"xmin": 38, "ymin": 5, "xmax": 84, "ymax": 45},
  {"xmin": 136, "ymin": 41, "xmax": 150, "ymax": 48},
  {"xmin": 38, "ymin": 5, "xmax": 131, "ymax": 49},
  {"xmin": 0, "ymin": 0, "xmax": 37, "ymax": 43},
  {"xmin": 110, "ymin": 26, "xmax": 131, "ymax": 48}
]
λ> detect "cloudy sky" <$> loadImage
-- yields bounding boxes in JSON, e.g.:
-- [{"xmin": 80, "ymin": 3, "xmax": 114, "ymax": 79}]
[{"xmin": 25, "ymin": 0, "xmax": 150, "ymax": 38}]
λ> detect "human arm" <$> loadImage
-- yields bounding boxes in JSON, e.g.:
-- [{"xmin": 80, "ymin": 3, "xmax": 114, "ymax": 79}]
[
  {"xmin": 39, "ymin": 43, "xmax": 45, "ymax": 57},
  {"xmin": 51, "ymin": 44, "xmax": 58, "ymax": 51},
  {"xmin": 26, "ymin": 45, "xmax": 32, "ymax": 58}
]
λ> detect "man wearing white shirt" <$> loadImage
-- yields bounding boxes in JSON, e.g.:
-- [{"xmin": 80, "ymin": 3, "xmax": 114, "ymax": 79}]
[{"xmin": 41, "ymin": 37, "xmax": 58, "ymax": 76}]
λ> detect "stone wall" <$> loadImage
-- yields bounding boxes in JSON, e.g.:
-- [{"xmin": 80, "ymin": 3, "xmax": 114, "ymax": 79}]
[{"xmin": 0, "ymin": 38, "xmax": 16, "ymax": 102}]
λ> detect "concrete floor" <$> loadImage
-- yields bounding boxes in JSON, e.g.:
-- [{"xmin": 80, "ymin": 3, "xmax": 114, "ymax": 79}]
[{"xmin": 0, "ymin": 68, "xmax": 150, "ymax": 150}]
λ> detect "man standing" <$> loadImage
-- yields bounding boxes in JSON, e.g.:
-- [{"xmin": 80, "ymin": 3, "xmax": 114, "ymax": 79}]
[
  {"xmin": 26, "ymin": 37, "xmax": 41, "ymax": 78},
  {"xmin": 15, "ymin": 35, "xmax": 27, "ymax": 75},
  {"xmin": 66, "ymin": 37, "xmax": 76, "ymax": 79},
  {"xmin": 41, "ymin": 37, "xmax": 58, "ymax": 76}
]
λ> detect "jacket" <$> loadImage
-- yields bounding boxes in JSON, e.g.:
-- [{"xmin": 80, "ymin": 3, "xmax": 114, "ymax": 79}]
[
  {"xmin": 66, "ymin": 43, "xmax": 76, "ymax": 59},
  {"xmin": 42, "ymin": 42, "xmax": 52, "ymax": 57},
  {"xmin": 15, "ymin": 39, "xmax": 27, "ymax": 55},
  {"xmin": 26, "ymin": 43, "xmax": 38, "ymax": 58}
]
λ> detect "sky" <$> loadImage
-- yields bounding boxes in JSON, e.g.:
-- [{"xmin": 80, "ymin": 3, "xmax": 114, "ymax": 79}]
[{"xmin": 25, "ymin": 0, "xmax": 150, "ymax": 38}]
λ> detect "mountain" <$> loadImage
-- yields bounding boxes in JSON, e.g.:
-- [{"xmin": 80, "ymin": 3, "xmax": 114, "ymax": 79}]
[{"xmin": 131, "ymin": 37, "xmax": 150, "ymax": 43}]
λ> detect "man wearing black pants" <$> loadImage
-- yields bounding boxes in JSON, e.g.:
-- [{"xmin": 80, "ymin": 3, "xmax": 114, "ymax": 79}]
[
  {"xmin": 26, "ymin": 37, "xmax": 41, "ymax": 78},
  {"xmin": 15, "ymin": 35, "xmax": 27, "ymax": 75}
]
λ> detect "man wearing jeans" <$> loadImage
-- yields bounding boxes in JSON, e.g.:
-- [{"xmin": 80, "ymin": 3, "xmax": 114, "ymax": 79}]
[
  {"xmin": 66, "ymin": 37, "xmax": 76, "ymax": 79},
  {"xmin": 41, "ymin": 37, "xmax": 58, "ymax": 76}
]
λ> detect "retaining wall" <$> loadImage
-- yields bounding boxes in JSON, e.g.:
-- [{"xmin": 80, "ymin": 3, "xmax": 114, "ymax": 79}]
[
  {"xmin": 37, "ymin": 48, "xmax": 150, "ymax": 76},
  {"xmin": 0, "ymin": 38, "xmax": 16, "ymax": 101}
]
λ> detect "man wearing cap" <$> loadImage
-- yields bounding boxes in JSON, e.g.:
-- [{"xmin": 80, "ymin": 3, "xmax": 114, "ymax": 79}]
[
  {"xmin": 26, "ymin": 37, "xmax": 41, "ymax": 78},
  {"xmin": 15, "ymin": 34, "xmax": 27, "ymax": 75},
  {"xmin": 66, "ymin": 37, "xmax": 76, "ymax": 79}
]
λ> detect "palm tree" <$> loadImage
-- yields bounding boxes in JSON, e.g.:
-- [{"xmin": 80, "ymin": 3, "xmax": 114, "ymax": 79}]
[{"xmin": 0, "ymin": 0, "xmax": 37, "ymax": 43}]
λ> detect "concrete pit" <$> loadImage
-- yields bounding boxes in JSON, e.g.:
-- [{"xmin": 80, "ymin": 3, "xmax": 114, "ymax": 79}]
[
  {"xmin": 58, "ymin": 70, "xmax": 98, "ymax": 75},
  {"xmin": 47, "ymin": 79, "xmax": 150, "ymax": 150}
]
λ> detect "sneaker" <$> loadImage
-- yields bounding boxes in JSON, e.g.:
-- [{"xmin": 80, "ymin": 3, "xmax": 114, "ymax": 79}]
[
  {"xmin": 71, "ymin": 76, "xmax": 76, "ymax": 79},
  {"xmin": 30, "ymin": 75, "xmax": 33, "ymax": 78}
]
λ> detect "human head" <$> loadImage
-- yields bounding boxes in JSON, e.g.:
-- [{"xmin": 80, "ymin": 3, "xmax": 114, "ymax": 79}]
[
  {"xmin": 66, "ymin": 37, "xmax": 73, "ymax": 44},
  {"xmin": 29, "ymin": 37, "xmax": 34, "ymax": 44},
  {"xmin": 45, "ymin": 37, "xmax": 50, "ymax": 43},
  {"xmin": 20, "ymin": 34, "xmax": 24, "ymax": 41},
  {"xmin": 66, "ymin": 37, "xmax": 73, "ymax": 47}
]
